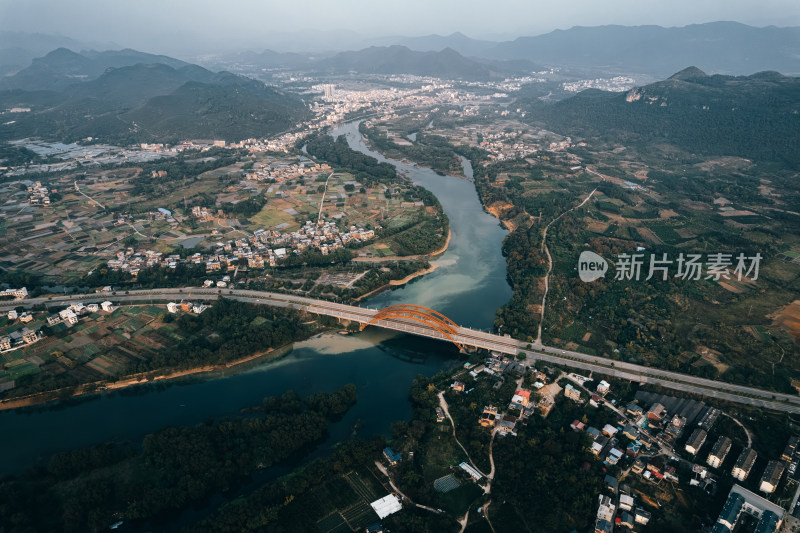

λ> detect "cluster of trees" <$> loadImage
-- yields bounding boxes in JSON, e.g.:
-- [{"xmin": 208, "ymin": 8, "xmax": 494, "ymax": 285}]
[
  {"xmin": 0, "ymin": 142, "xmax": 40, "ymax": 166},
  {"xmin": 351, "ymin": 261, "xmax": 430, "ymax": 296},
  {"xmin": 360, "ymin": 123, "xmax": 462, "ymax": 175},
  {"xmin": 392, "ymin": 220, "xmax": 447, "ymax": 256},
  {"xmin": 220, "ymin": 192, "xmax": 267, "ymax": 217},
  {"xmin": 490, "ymin": 402, "xmax": 603, "ymax": 531},
  {"xmin": 134, "ymin": 298, "xmax": 315, "ymax": 373},
  {"xmin": 305, "ymin": 134, "xmax": 397, "ymax": 186},
  {"xmin": 0, "ymin": 387, "xmax": 357, "ymax": 532},
  {"xmin": 82, "ymin": 262, "xmax": 211, "ymax": 289}
]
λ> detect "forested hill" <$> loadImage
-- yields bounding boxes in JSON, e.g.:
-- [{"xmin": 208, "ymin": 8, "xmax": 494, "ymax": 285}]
[
  {"xmin": 531, "ymin": 67, "xmax": 800, "ymax": 167},
  {"xmin": 0, "ymin": 59, "xmax": 310, "ymax": 143}
]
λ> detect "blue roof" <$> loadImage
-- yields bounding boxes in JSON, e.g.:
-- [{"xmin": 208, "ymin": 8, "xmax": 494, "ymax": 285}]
[
  {"xmin": 755, "ymin": 510, "xmax": 780, "ymax": 533},
  {"xmin": 712, "ymin": 523, "xmax": 731, "ymax": 533},
  {"xmin": 718, "ymin": 492, "xmax": 744, "ymax": 526},
  {"xmin": 383, "ymin": 447, "xmax": 402, "ymax": 463}
]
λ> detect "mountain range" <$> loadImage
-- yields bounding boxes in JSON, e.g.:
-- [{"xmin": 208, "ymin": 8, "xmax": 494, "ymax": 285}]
[
  {"xmin": 0, "ymin": 48, "xmax": 190, "ymax": 91},
  {"xmin": 480, "ymin": 22, "xmax": 800, "ymax": 77},
  {"xmin": 532, "ymin": 67, "xmax": 800, "ymax": 166},
  {"xmin": 0, "ymin": 49, "xmax": 309, "ymax": 143},
  {"xmin": 314, "ymin": 45, "xmax": 535, "ymax": 80}
]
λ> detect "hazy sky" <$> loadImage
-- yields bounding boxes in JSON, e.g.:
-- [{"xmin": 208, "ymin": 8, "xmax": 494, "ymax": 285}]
[{"xmin": 1, "ymin": 0, "xmax": 798, "ymax": 54}]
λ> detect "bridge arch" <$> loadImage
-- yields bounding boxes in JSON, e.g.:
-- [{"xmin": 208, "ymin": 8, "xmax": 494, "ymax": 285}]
[{"xmin": 359, "ymin": 304, "xmax": 463, "ymax": 350}]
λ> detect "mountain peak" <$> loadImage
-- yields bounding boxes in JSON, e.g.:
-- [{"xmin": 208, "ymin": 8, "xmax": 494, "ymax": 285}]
[{"xmin": 669, "ymin": 66, "xmax": 708, "ymax": 80}]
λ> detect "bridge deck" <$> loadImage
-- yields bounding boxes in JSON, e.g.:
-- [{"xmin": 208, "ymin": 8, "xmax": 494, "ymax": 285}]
[{"xmin": 3, "ymin": 288, "xmax": 800, "ymax": 413}]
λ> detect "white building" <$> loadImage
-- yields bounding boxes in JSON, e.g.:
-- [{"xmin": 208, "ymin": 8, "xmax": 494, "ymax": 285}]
[
  {"xmin": 21, "ymin": 327, "xmax": 38, "ymax": 344},
  {"xmin": 86, "ymin": 304, "xmax": 100, "ymax": 313},
  {"xmin": 7, "ymin": 309, "xmax": 17, "ymax": 320},
  {"xmin": 370, "ymin": 495, "xmax": 402, "ymax": 519},
  {"xmin": 58, "ymin": 309, "xmax": 78, "ymax": 326},
  {"xmin": 167, "ymin": 302, "xmax": 179, "ymax": 313},
  {"xmin": 101, "ymin": 301, "xmax": 115, "ymax": 313},
  {"xmin": 619, "ymin": 494, "xmax": 634, "ymax": 512},
  {"xmin": 2, "ymin": 287, "xmax": 28, "ymax": 299}
]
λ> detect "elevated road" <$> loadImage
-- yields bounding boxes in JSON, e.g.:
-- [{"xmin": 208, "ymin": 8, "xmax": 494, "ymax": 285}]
[{"xmin": 4, "ymin": 288, "xmax": 800, "ymax": 413}]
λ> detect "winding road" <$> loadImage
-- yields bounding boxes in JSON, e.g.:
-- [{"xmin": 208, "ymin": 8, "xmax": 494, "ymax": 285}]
[{"xmin": 535, "ymin": 188, "xmax": 597, "ymax": 345}]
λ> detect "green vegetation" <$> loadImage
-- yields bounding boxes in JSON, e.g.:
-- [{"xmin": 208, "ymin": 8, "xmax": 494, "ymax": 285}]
[
  {"xmin": 306, "ymin": 134, "xmax": 397, "ymax": 186},
  {"xmin": 0, "ymin": 386, "xmax": 357, "ymax": 532},
  {"xmin": 466, "ymin": 127, "xmax": 800, "ymax": 392},
  {"xmin": 0, "ymin": 66, "xmax": 310, "ymax": 144},
  {"xmin": 360, "ymin": 123, "xmax": 462, "ymax": 175},
  {"xmin": 6, "ymin": 299, "xmax": 323, "ymax": 399},
  {"xmin": 533, "ymin": 69, "xmax": 800, "ymax": 168}
]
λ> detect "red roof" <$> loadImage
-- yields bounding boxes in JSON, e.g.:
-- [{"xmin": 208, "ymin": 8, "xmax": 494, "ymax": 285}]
[{"xmin": 515, "ymin": 390, "xmax": 531, "ymax": 398}]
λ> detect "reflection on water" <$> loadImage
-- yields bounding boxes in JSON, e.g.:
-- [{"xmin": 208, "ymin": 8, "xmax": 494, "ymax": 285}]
[{"xmin": 331, "ymin": 121, "xmax": 511, "ymax": 328}]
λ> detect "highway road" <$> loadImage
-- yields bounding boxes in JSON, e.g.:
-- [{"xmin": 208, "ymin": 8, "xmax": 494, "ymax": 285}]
[{"xmin": 4, "ymin": 288, "xmax": 800, "ymax": 413}]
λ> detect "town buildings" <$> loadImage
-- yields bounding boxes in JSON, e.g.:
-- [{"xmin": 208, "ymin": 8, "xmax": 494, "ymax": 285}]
[
  {"xmin": 759, "ymin": 460, "xmax": 785, "ymax": 494},
  {"xmin": 732, "ymin": 448, "xmax": 758, "ymax": 481},
  {"xmin": 707, "ymin": 436, "xmax": 732, "ymax": 468},
  {"xmin": 685, "ymin": 429, "xmax": 708, "ymax": 455}
]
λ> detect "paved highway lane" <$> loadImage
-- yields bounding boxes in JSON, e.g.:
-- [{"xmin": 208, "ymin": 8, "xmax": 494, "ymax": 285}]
[{"xmin": 4, "ymin": 288, "xmax": 800, "ymax": 413}]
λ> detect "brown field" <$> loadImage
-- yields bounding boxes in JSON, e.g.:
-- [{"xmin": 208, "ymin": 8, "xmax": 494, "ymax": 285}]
[
  {"xmin": 635, "ymin": 227, "xmax": 663, "ymax": 245},
  {"xmin": 586, "ymin": 220, "xmax": 610, "ymax": 234},
  {"xmin": 720, "ymin": 210, "xmax": 757, "ymax": 217},
  {"xmin": 486, "ymin": 201, "xmax": 514, "ymax": 219},
  {"xmin": 675, "ymin": 227, "xmax": 697, "ymax": 239},
  {"xmin": 695, "ymin": 346, "xmax": 730, "ymax": 374},
  {"xmin": 772, "ymin": 300, "xmax": 800, "ymax": 341},
  {"xmin": 695, "ymin": 156, "xmax": 752, "ymax": 172}
]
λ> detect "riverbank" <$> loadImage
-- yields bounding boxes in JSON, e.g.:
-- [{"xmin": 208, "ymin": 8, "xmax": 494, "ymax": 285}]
[
  {"xmin": 354, "ymin": 264, "xmax": 440, "ymax": 302},
  {"xmin": 0, "ymin": 343, "xmax": 294, "ymax": 412}
]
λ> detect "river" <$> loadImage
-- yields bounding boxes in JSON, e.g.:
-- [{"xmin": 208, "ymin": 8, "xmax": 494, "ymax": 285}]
[{"xmin": 0, "ymin": 121, "xmax": 511, "ymax": 481}]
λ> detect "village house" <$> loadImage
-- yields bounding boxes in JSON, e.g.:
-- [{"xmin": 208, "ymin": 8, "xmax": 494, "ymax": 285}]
[
  {"xmin": 626, "ymin": 402, "xmax": 643, "ymax": 417},
  {"xmin": 509, "ymin": 389, "xmax": 531, "ymax": 409},
  {"xmin": 647, "ymin": 403, "xmax": 667, "ymax": 424},
  {"xmin": 564, "ymin": 383, "xmax": 581, "ymax": 402},
  {"xmin": 479, "ymin": 406, "xmax": 498, "ymax": 427},
  {"xmin": 21, "ymin": 328, "xmax": 38, "ymax": 344},
  {"xmin": 382, "ymin": 447, "xmax": 402, "ymax": 467},
  {"xmin": 497, "ymin": 414, "xmax": 518, "ymax": 436}
]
